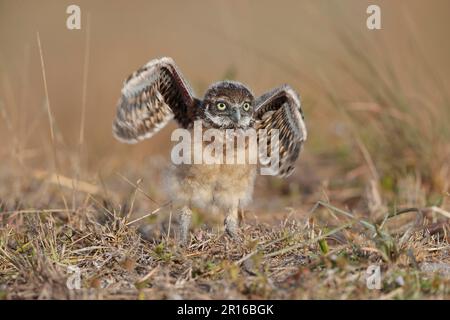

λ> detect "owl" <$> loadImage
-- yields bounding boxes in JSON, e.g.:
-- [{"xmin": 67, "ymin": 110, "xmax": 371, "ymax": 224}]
[{"xmin": 113, "ymin": 57, "xmax": 307, "ymax": 244}]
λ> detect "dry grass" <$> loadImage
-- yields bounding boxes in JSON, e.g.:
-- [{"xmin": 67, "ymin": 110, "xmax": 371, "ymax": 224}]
[
  {"xmin": 1, "ymin": 1, "xmax": 450, "ymax": 300},
  {"xmin": 0, "ymin": 164, "xmax": 449, "ymax": 299},
  {"xmin": 330, "ymin": 32, "xmax": 450, "ymax": 195}
]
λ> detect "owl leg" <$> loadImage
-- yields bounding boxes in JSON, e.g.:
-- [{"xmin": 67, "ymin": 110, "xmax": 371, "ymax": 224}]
[
  {"xmin": 224, "ymin": 207, "xmax": 239, "ymax": 238},
  {"xmin": 177, "ymin": 206, "xmax": 192, "ymax": 245}
]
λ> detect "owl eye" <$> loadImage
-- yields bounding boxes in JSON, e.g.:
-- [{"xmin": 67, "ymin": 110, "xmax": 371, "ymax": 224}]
[
  {"xmin": 242, "ymin": 102, "xmax": 251, "ymax": 111},
  {"xmin": 216, "ymin": 102, "xmax": 227, "ymax": 110}
]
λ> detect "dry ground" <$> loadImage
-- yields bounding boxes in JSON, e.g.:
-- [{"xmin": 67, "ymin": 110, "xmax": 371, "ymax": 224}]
[
  {"xmin": 0, "ymin": 154, "xmax": 449, "ymax": 299},
  {"xmin": 1, "ymin": 0, "xmax": 450, "ymax": 299}
]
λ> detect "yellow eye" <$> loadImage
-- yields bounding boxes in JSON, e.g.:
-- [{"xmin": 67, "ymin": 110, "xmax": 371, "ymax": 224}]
[
  {"xmin": 242, "ymin": 102, "xmax": 251, "ymax": 111},
  {"xmin": 217, "ymin": 102, "xmax": 227, "ymax": 110}
]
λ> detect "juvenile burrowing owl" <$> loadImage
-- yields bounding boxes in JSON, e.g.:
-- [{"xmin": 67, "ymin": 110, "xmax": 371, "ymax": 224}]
[{"xmin": 113, "ymin": 57, "xmax": 307, "ymax": 243}]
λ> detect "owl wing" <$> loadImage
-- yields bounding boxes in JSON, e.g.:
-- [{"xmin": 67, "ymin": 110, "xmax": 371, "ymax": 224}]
[
  {"xmin": 113, "ymin": 57, "xmax": 198, "ymax": 144},
  {"xmin": 254, "ymin": 85, "xmax": 307, "ymax": 177}
]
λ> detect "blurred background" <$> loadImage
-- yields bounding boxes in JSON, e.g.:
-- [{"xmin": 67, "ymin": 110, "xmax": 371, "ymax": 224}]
[{"xmin": 0, "ymin": 0, "xmax": 449, "ymax": 220}]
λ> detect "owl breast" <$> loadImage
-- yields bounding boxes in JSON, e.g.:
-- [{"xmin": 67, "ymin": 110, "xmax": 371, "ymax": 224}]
[{"xmin": 163, "ymin": 126, "xmax": 257, "ymax": 211}]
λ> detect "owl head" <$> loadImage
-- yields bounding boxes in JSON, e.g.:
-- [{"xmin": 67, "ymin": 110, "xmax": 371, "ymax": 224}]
[{"xmin": 200, "ymin": 81, "xmax": 254, "ymax": 129}]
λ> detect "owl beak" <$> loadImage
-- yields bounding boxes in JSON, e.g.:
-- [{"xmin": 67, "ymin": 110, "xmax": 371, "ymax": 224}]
[{"xmin": 231, "ymin": 108, "xmax": 241, "ymax": 123}]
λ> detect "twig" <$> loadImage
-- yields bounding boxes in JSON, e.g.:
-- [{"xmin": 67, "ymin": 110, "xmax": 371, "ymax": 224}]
[
  {"xmin": 125, "ymin": 201, "xmax": 171, "ymax": 226},
  {"xmin": 1, "ymin": 209, "xmax": 71, "ymax": 214},
  {"xmin": 72, "ymin": 246, "xmax": 108, "ymax": 254},
  {"xmin": 73, "ymin": 12, "xmax": 92, "ymax": 210},
  {"xmin": 36, "ymin": 32, "xmax": 68, "ymax": 211},
  {"xmin": 136, "ymin": 266, "xmax": 159, "ymax": 284},
  {"xmin": 428, "ymin": 206, "xmax": 450, "ymax": 219},
  {"xmin": 78, "ymin": 12, "xmax": 91, "ymax": 149},
  {"xmin": 310, "ymin": 200, "xmax": 375, "ymax": 231},
  {"xmin": 33, "ymin": 169, "xmax": 100, "ymax": 195},
  {"xmin": 88, "ymin": 194, "xmax": 115, "ymax": 218},
  {"xmin": 126, "ymin": 179, "xmax": 141, "ymax": 221},
  {"xmin": 116, "ymin": 173, "xmax": 160, "ymax": 206},
  {"xmin": 265, "ymin": 222, "xmax": 354, "ymax": 258}
]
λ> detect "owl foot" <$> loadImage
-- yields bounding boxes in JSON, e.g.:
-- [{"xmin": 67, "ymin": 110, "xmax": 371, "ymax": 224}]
[{"xmin": 224, "ymin": 215, "xmax": 240, "ymax": 239}]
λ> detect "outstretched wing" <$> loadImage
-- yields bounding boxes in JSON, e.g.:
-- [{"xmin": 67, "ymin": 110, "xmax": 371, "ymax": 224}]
[
  {"xmin": 113, "ymin": 57, "xmax": 198, "ymax": 144},
  {"xmin": 254, "ymin": 85, "xmax": 307, "ymax": 177}
]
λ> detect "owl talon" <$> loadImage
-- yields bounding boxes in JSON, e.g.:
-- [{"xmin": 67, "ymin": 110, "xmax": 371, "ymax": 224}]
[
  {"xmin": 225, "ymin": 225, "xmax": 238, "ymax": 238},
  {"xmin": 224, "ymin": 215, "xmax": 239, "ymax": 239}
]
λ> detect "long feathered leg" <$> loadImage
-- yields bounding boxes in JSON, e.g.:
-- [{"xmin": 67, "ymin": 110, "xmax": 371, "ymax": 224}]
[
  {"xmin": 224, "ymin": 207, "xmax": 239, "ymax": 238},
  {"xmin": 178, "ymin": 206, "xmax": 192, "ymax": 245}
]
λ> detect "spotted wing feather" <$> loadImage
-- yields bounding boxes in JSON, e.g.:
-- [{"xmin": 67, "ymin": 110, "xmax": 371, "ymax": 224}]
[
  {"xmin": 113, "ymin": 57, "xmax": 198, "ymax": 143},
  {"xmin": 254, "ymin": 85, "xmax": 307, "ymax": 177}
]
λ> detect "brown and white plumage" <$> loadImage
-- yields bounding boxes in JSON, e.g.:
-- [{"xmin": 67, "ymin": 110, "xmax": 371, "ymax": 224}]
[
  {"xmin": 254, "ymin": 85, "xmax": 307, "ymax": 177},
  {"xmin": 113, "ymin": 57, "xmax": 199, "ymax": 143},
  {"xmin": 113, "ymin": 57, "xmax": 307, "ymax": 243}
]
